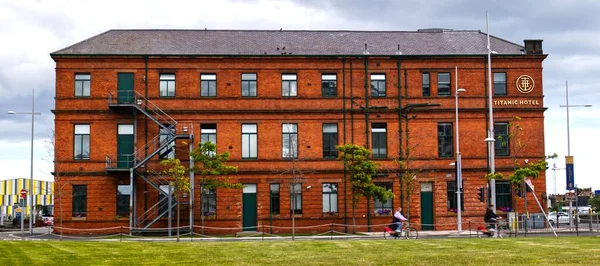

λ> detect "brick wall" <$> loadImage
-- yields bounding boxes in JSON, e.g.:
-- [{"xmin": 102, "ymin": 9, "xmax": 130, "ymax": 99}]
[{"xmin": 53, "ymin": 55, "xmax": 547, "ymax": 233}]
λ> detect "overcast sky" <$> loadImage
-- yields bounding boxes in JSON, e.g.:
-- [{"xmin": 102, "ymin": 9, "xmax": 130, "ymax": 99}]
[{"xmin": 0, "ymin": 0, "xmax": 598, "ymax": 194}]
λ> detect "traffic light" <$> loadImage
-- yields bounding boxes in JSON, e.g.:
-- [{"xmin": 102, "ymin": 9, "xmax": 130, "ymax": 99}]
[{"xmin": 478, "ymin": 187, "xmax": 486, "ymax": 203}]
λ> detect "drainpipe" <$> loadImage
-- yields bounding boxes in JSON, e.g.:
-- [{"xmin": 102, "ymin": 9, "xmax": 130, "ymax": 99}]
[
  {"xmin": 364, "ymin": 56, "xmax": 371, "ymax": 232},
  {"xmin": 132, "ymin": 110, "xmax": 138, "ymax": 230},
  {"xmin": 342, "ymin": 57, "xmax": 348, "ymax": 232},
  {"xmin": 143, "ymin": 56, "xmax": 149, "ymax": 225},
  {"xmin": 189, "ymin": 135, "xmax": 195, "ymax": 234},
  {"xmin": 350, "ymin": 61, "xmax": 354, "ymax": 144},
  {"xmin": 397, "ymin": 56, "xmax": 403, "ymax": 209}
]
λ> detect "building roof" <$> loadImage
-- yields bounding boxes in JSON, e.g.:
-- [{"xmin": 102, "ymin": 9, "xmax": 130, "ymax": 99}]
[{"xmin": 51, "ymin": 29, "xmax": 525, "ymax": 56}]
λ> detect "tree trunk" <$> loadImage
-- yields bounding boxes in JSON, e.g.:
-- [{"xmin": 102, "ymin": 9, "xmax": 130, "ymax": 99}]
[
  {"xmin": 200, "ymin": 183, "xmax": 204, "ymax": 235},
  {"xmin": 59, "ymin": 193, "xmax": 63, "ymax": 241},
  {"xmin": 176, "ymin": 184, "xmax": 180, "ymax": 242},
  {"xmin": 352, "ymin": 191, "xmax": 356, "ymax": 234}
]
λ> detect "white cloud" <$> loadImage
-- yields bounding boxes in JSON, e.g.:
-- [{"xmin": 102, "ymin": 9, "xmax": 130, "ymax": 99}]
[{"xmin": 0, "ymin": 0, "xmax": 599, "ymax": 194}]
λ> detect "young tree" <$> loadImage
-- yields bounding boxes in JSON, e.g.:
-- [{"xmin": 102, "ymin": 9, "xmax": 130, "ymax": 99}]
[
  {"xmin": 45, "ymin": 130, "xmax": 74, "ymax": 240},
  {"xmin": 487, "ymin": 116, "xmax": 557, "ymax": 212},
  {"xmin": 161, "ymin": 141, "xmax": 239, "ymax": 236},
  {"xmin": 190, "ymin": 142, "xmax": 239, "ymax": 234},
  {"xmin": 392, "ymin": 152, "xmax": 419, "ymax": 220},
  {"xmin": 588, "ymin": 195, "xmax": 600, "ymax": 212},
  {"xmin": 160, "ymin": 158, "xmax": 188, "ymax": 241},
  {"xmin": 337, "ymin": 144, "xmax": 394, "ymax": 230}
]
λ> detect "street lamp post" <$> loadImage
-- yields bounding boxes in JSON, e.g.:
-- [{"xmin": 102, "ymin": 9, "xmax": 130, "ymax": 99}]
[
  {"xmin": 560, "ymin": 80, "xmax": 592, "ymax": 228},
  {"xmin": 7, "ymin": 88, "xmax": 41, "ymax": 235},
  {"xmin": 485, "ymin": 12, "xmax": 497, "ymax": 212},
  {"xmin": 454, "ymin": 66, "xmax": 466, "ymax": 232}
]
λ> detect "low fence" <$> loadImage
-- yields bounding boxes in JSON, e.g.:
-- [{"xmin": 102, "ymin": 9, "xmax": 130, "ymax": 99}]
[{"xmin": 2, "ymin": 214, "xmax": 599, "ymax": 241}]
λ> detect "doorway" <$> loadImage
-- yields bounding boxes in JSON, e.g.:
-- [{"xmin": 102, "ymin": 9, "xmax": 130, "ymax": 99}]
[{"xmin": 420, "ymin": 182, "xmax": 434, "ymax": 230}]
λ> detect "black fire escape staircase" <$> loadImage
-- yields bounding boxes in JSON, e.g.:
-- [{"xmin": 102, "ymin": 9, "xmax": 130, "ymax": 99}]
[{"xmin": 106, "ymin": 91, "xmax": 193, "ymax": 232}]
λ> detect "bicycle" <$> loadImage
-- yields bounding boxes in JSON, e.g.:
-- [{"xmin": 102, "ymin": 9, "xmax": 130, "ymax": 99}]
[
  {"xmin": 384, "ymin": 222, "xmax": 418, "ymax": 239},
  {"xmin": 478, "ymin": 217, "xmax": 511, "ymax": 238}
]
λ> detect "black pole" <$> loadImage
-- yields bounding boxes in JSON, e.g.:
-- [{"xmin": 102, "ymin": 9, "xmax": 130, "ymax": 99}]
[
  {"xmin": 364, "ymin": 57, "xmax": 371, "ymax": 231},
  {"xmin": 350, "ymin": 61, "xmax": 354, "ymax": 144},
  {"xmin": 269, "ymin": 187, "xmax": 272, "ymax": 234},
  {"xmin": 397, "ymin": 56, "xmax": 404, "ymax": 210},
  {"xmin": 342, "ymin": 57, "xmax": 348, "ymax": 233}
]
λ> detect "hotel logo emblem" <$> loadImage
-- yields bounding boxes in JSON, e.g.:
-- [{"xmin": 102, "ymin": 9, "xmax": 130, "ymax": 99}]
[{"xmin": 516, "ymin": 75, "xmax": 534, "ymax": 94}]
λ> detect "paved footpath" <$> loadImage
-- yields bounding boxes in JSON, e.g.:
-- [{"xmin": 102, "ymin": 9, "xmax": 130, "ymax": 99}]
[{"xmin": 1, "ymin": 227, "xmax": 598, "ymax": 242}]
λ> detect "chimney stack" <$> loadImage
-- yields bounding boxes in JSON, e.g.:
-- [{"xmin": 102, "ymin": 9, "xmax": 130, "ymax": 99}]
[{"xmin": 524, "ymin": 39, "xmax": 543, "ymax": 55}]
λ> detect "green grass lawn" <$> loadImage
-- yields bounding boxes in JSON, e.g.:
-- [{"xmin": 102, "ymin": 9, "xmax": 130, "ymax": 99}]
[{"xmin": 1, "ymin": 237, "xmax": 598, "ymax": 265}]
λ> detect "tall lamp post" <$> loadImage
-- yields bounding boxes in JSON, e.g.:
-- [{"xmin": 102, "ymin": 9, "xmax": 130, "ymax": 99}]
[
  {"xmin": 560, "ymin": 80, "xmax": 592, "ymax": 228},
  {"xmin": 7, "ymin": 88, "xmax": 41, "ymax": 234},
  {"xmin": 484, "ymin": 12, "xmax": 497, "ymax": 212},
  {"xmin": 454, "ymin": 66, "xmax": 466, "ymax": 232}
]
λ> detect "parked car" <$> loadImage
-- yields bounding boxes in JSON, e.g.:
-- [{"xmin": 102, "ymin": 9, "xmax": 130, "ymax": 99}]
[
  {"xmin": 548, "ymin": 212, "xmax": 580, "ymax": 225},
  {"xmin": 42, "ymin": 216, "xmax": 54, "ymax": 226}
]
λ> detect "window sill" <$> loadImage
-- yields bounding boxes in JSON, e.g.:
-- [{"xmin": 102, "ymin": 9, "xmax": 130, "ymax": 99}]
[
  {"xmin": 72, "ymin": 217, "xmax": 87, "ymax": 220},
  {"xmin": 373, "ymin": 213, "xmax": 392, "ymax": 217}
]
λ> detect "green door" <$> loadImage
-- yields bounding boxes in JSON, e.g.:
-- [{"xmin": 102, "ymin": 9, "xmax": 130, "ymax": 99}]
[
  {"xmin": 117, "ymin": 73, "xmax": 134, "ymax": 104},
  {"xmin": 420, "ymin": 182, "xmax": 434, "ymax": 231},
  {"xmin": 242, "ymin": 184, "xmax": 257, "ymax": 231},
  {"xmin": 117, "ymin": 124, "xmax": 134, "ymax": 168}
]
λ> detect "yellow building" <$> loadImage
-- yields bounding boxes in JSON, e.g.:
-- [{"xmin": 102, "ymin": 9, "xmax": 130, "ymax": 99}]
[{"xmin": 0, "ymin": 178, "xmax": 54, "ymax": 218}]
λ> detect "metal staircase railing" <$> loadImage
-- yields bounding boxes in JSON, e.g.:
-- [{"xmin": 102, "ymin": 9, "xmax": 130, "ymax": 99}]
[
  {"xmin": 108, "ymin": 90, "xmax": 178, "ymax": 131},
  {"xmin": 135, "ymin": 169, "xmax": 178, "ymax": 229},
  {"xmin": 107, "ymin": 91, "xmax": 193, "ymax": 231}
]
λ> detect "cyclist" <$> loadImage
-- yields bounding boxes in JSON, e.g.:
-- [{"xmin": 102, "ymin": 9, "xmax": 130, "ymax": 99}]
[
  {"xmin": 393, "ymin": 207, "xmax": 408, "ymax": 233},
  {"xmin": 484, "ymin": 204, "xmax": 500, "ymax": 235}
]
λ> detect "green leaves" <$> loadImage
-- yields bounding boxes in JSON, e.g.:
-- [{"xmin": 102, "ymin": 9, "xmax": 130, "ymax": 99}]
[
  {"xmin": 337, "ymin": 144, "xmax": 394, "ymax": 206},
  {"xmin": 589, "ymin": 195, "xmax": 600, "ymax": 212},
  {"xmin": 160, "ymin": 141, "xmax": 241, "ymax": 193},
  {"xmin": 161, "ymin": 158, "xmax": 190, "ymax": 193},
  {"xmin": 191, "ymin": 142, "xmax": 238, "ymax": 178}
]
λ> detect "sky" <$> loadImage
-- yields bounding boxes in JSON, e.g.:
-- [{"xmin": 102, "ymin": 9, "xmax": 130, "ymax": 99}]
[{"xmin": 0, "ymin": 0, "xmax": 598, "ymax": 194}]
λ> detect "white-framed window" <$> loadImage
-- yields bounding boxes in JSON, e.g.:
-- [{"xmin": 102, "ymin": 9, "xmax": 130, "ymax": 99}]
[
  {"xmin": 201, "ymin": 74, "xmax": 217, "ymax": 97},
  {"xmin": 374, "ymin": 183, "xmax": 393, "ymax": 215},
  {"xmin": 322, "ymin": 183, "xmax": 338, "ymax": 214},
  {"xmin": 159, "ymin": 74, "xmax": 176, "ymax": 97},
  {"xmin": 75, "ymin": 74, "xmax": 91, "ymax": 97},
  {"xmin": 370, "ymin": 74, "xmax": 386, "ymax": 97},
  {"xmin": 282, "ymin": 74, "xmax": 298, "ymax": 97},
  {"xmin": 159, "ymin": 125, "xmax": 175, "ymax": 159},
  {"xmin": 372, "ymin": 123, "xmax": 387, "ymax": 158},
  {"xmin": 322, "ymin": 124, "xmax": 338, "ymax": 159},
  {"xmin": 438, "ymin": 73, "xmax": 450, "ymax": 96},
  {"xmin": 282, "ymin": 123, "xmax": 298, "ymax": 159},
  {"xmin": 74, "ymin": 124, "xmax": 90, "ymax": 160},
  {"xmin": 201, "ymin": 124, "xmax": 217, "ymax": 157},
  {"xmin": 321, "ymin": 74, "xmax": 337, "ymax": 97},
  {"xmin": 242, "ymin": 73, "xmax": 257, "ymax": 97},
  {"xmin": 291, "ymin": 183, "xmax": 302, "ymax": 215},
  {"xmin": 242, "ymin": 124, "xmax": 257, "ymax": 159},
  {"xmin": 494, "ymin": 72, "xmax": 507, "ymax": 96}
]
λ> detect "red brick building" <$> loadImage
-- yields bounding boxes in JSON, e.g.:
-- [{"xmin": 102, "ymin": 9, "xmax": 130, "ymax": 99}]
[{"xmin": 51, "ymin": 29, "xmax": 547, "ymax": 233}]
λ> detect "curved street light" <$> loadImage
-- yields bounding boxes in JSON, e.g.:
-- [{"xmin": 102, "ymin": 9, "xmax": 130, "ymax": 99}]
[{"xmin": 7, "ymin": 89, "xmax": 41, "ymax": 235}]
